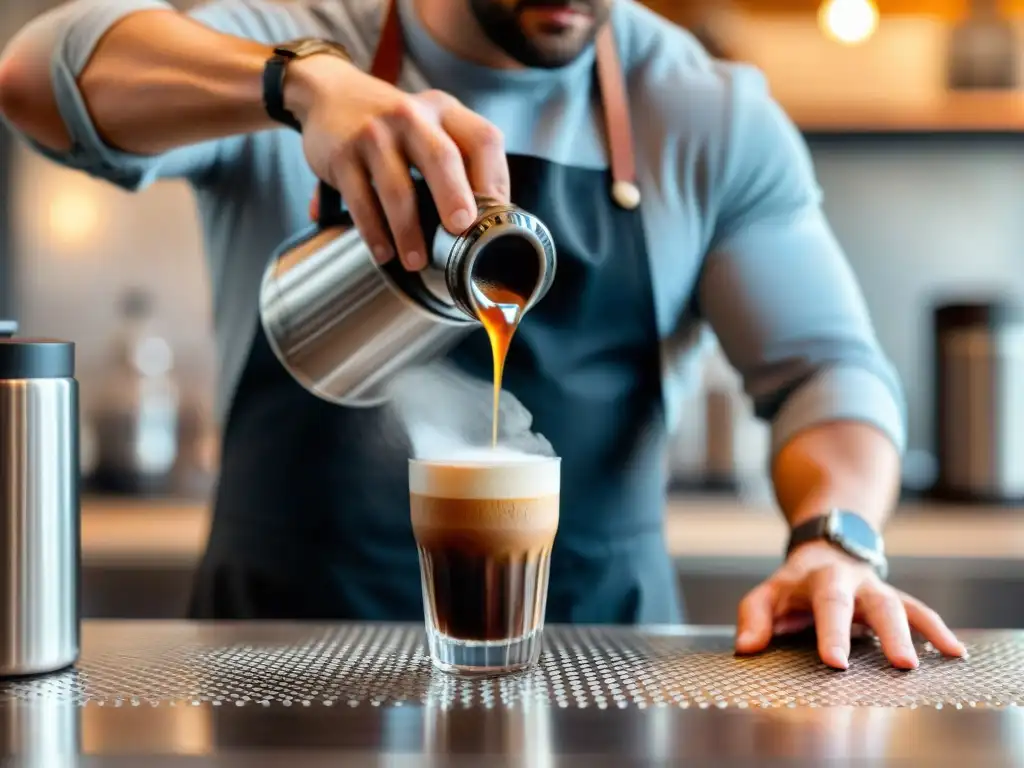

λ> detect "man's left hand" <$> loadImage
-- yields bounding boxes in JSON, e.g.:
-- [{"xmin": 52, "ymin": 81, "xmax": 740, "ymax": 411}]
[{"xmin": 734, "ymin": 541, "xmax": 967, "ymax": 669}]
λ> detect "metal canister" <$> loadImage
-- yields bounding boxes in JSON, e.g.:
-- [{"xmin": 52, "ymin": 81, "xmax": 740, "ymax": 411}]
[
  {"xmin": 259, "ymin": 182, "xmax": 557, "ymax": 406},
  {"xmin": 933, "ymin": 301, "xmax": 1024, "ymax": 503},
  {"xmin": 0, "ymin": 321, "xmax": 80, "ymax": 677}
]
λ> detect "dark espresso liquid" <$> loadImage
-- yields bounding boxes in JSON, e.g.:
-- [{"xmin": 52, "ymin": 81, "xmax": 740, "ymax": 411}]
[{"xmin": 411, "ymin": 493, "xmax": 558, "ymax": 642}]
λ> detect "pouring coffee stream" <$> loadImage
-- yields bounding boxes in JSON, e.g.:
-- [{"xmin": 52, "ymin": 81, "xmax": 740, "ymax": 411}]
[
  {"xmin": 259, "ymin": 180, "xmax": 556, "ymax": 443},
  {"xmin": 474, "ymin": 282, "xmax": 528, "ymax": 447}
]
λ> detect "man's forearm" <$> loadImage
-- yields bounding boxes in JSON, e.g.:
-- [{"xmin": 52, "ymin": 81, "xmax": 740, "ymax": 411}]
[
  {"xmin": 78, "ymin": 9, "xmax": 273, "ymax": 155},
  {"xmin": 0, "ymin": 5, "xmax": 293, "ymax": 156},
  {"xmin": 771, "ymin": 420, "xmax": 901, "ymax": 533}
]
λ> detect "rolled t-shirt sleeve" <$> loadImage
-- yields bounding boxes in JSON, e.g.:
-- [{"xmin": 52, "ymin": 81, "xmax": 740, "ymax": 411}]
[
  {"xmin": 23, "ymin": 0, "xmax": 190, "ymax": 190},
  {"xmin": 13, "ymin": 0, "xmax": 301, "ymax": 191},
  {"xmin": 697, "ymin": 67, "xmax": 907, "ymax": 458}
]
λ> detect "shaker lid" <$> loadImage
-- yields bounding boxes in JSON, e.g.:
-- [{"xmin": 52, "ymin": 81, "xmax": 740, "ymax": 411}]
[
  {"xmin": 934, "ymin": 300, "xmax": 1024, "ymax": 330},
  {"xmin": 0, "ymin": 323, "xmax": 75, "ymax": 379}
]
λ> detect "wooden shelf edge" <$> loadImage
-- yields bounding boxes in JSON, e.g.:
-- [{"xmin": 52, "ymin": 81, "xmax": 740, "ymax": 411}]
[{"xmin": 783, "ymin": 92, "xmax": 1024, "ymax": 136}]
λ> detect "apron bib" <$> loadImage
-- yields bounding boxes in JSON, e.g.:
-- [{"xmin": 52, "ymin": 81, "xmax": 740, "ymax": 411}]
[{"xmin": 189, "ymin": 0, "xmax": 681, "ymax": 625}]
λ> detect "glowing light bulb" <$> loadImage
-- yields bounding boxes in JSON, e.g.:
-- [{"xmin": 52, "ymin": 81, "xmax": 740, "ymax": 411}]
[{"xmin": 818, "ymin": 0, "xmax": 879, "ymax": 46}]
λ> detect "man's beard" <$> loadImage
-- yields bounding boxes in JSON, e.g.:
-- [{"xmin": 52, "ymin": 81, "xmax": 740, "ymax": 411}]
[{"xmin": 467, "ymin": 0, "xmax": 610, "ymax": 69}]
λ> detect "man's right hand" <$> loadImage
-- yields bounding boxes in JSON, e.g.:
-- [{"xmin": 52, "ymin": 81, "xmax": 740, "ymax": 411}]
[{"xmin": 286, "ymin": 54, "xmax": 511, "ymax": 271}]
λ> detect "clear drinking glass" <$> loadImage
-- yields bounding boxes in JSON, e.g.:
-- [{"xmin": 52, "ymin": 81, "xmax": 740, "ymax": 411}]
[{"xmin": 409, "ymin": 456, "xmax": 561, "ymax": 676}]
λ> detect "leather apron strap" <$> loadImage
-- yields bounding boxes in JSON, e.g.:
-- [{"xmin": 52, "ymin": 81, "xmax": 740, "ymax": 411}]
[{"xmin": 369, "ymin": 1, "xmax": 641, "ymax": 211}]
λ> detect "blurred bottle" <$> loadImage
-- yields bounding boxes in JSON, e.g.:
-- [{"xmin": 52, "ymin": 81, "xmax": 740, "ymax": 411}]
[
  {"xmin": 89, "ymin": 288, "xmax": 180, "ymax": 495},
  {"xmin": 702, "ymin": 340, "xmax": 771, "ymax": 502},
  {"xmin": 702, "ymin": 348, "xmax": 740, "ymax": 492},
  {"xmin": 947, "ymin": 0, "xmax": 1018, "ymax": 90},
  {"xmin": 667, "ymin": 335, "xmax": 771, "ymax": 502}
]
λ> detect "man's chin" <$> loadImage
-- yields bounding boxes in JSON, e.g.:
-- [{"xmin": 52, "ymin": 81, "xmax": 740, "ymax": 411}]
[
  {"xmin": 512, "ymin": 47, "xmax": 586, "ymax": 68},
  {"xmin": 513, "ymin": 30, "xmax": 596, "ymax": 67}
]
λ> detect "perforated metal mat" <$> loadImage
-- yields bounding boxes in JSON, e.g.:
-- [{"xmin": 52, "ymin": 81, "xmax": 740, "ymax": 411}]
[{"xmin": 1, "ymin": 623, "xmax": 1019, "ymax": 710}]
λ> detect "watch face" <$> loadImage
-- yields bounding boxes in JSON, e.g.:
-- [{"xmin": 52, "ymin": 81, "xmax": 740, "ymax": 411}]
[{"xmin": 828, "ymin": 511, "xmax": 884, "ymax": 563}]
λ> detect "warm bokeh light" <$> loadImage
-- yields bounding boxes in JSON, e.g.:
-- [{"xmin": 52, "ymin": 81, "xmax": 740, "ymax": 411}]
[
  {"xmin": 47, "ymin": 189, "xmax": 101, "ymax": 247},
  {"xmin": 818, "ymin": 0, "xmax": 879, "ymax": 45}
]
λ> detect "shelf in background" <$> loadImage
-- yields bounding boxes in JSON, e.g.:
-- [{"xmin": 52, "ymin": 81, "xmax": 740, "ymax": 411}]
[
  {"xmin": 80, "ymin": 493, "xmax": 1024, "ymax": 568},
  {"xmin": 787, "ymin": 92, "xmax": 1024, "ymax": 138},
  {"xmin": 729, "ymin": 0, "xmax": 1024, "ymax": 15}
]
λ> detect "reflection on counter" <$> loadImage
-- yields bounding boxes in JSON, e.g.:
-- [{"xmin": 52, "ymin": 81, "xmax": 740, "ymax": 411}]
[
  {"xmin": 6, "ymin": 623, "xmax": 1024, "ymax": 763},
  {"xmin": 0, "ymin": 697, "xmax": 82, "ymax": 760},
  {"xmin": 83, "ymin": 690, "xmax": 214, "ymax": 756}
]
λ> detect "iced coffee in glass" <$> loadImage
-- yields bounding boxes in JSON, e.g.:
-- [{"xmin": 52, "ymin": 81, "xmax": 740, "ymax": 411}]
[{"xmin": 409, "ymin": 456, "xmax": 560, "ymax": 676}]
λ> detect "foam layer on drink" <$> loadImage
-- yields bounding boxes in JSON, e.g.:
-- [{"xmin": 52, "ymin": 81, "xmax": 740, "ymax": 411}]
[{"xmin": 410, "ymin": 455, "xmax": 560, "ymax": 501}]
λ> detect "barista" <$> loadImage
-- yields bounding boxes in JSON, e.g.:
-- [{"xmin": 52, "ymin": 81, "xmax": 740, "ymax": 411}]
[{"xmin": 0, "ymin": 0, "xmax": 966, "ymax": 670}]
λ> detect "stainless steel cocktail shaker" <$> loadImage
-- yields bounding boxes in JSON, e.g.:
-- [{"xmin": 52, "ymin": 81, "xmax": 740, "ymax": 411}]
[
  {"xmin": 0, "ymin": 321, "xmax": 80, "ymax": 677},
  {"xmin": 259, "ymin": 182, "xmax": 557, "ymax": 406}
]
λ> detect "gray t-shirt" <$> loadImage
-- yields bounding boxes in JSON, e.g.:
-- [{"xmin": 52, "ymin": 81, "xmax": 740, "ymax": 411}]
[{"xmin": 8, "ymin": 0, "xmax": 907, "ymax": 458}]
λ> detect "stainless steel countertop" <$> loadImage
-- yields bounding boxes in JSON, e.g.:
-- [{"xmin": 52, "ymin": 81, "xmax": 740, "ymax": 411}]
[{"xmin": 2, "ymin": 621, "xmax": 1024, "ymax": 765}]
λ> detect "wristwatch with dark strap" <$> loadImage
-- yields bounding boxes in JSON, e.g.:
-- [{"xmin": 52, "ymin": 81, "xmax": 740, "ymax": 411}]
[
  {"xmin": 263, "ymin": 38, "xmax": 354, "ymax": 132},
  {"xmin": 786, "ymin": 509, "xmax": 889, "ymax": 580}
]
